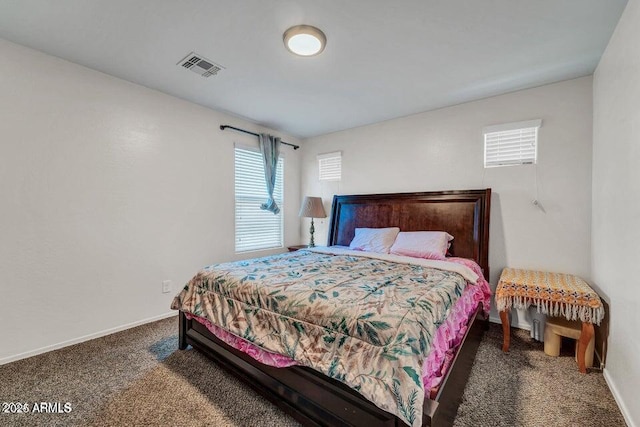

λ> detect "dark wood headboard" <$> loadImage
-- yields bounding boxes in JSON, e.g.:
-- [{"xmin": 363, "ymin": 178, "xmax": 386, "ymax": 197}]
[{"xmin": 327, "ymin": 189, "xmax": 491, "ymax": 280}]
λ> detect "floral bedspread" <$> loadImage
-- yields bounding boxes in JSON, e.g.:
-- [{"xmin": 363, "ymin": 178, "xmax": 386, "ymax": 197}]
[{"xmin": 171, "ymin": 250, "xmax": 472, "ymax": 426}]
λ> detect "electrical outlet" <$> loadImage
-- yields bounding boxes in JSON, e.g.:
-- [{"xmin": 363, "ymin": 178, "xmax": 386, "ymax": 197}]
[{"xmin": 162, "ymin": 280, "xmax": 172, "ymax": 293}]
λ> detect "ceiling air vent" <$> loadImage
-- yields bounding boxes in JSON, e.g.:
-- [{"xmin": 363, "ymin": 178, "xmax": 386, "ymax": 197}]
[{"xmin": 177, "ymin": 52, "xmax": 224, "ymax": 78}]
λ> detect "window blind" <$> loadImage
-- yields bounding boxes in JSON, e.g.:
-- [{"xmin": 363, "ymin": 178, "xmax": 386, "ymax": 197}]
[
  {"xmin": 483, "ymin": 120, "xmax": 541, "ymax": 168},
  {"xmin": 234, "ymin": 147, "xmax": 284, "ymax": 252},
  {"xmin": 318, "ymin": 151, "xmax": 342, "ymax": 181}
]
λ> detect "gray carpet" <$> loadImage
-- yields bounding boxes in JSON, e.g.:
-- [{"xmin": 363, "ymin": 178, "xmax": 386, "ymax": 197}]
[
  {"xmin": 453, "ymin": 325, "xmax": 625, "ymax": 427},
  {"xmin": 0, "ymin": 317, "xmax": 625, "ymax": 427}
]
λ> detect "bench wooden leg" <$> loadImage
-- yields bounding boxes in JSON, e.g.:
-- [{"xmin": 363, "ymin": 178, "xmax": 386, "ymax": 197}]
[
  {"xmin": 543, "ymin": 327, "xmax": 561, "ymax": 357},
  {"xmin": 500, "ymin": 310, "xmax": 510, "ymax": 353},
  {"xmin": 577, "ymin": 322, "xmax": 594, "ymax": 373}
]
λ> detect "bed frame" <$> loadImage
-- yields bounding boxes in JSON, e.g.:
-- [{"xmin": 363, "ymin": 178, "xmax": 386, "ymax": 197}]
[{"xmin": 178, "ymin": 189, "xmax": 491, "ymax": 426}]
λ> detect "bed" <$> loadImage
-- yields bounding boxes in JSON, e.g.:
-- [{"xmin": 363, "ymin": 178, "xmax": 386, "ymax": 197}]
[{"xmin": 173, "ymin": 189, "xmax": 491, "ymax": 426}]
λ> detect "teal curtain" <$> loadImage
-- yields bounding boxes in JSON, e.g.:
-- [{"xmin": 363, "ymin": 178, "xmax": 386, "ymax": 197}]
[{"xmin": 259, "ymin": 133, "xmax": 281, "ymax": 214}]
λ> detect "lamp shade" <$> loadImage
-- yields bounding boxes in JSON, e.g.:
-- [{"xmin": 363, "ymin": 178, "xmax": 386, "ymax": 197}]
[{"xmin": 299, "ymin": 196, "xmax": 326, "ymax": 218}]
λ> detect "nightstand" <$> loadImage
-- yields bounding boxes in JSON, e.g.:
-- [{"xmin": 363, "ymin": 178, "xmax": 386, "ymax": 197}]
[{"xmin": 287, "ymin": 245, "xmax": 310, "ymax": 252}]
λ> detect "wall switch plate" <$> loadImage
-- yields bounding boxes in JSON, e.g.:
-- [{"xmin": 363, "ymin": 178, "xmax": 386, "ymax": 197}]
[{"xmin": 162, "ymin": 280, "xmax": 172, "ymax": 293}]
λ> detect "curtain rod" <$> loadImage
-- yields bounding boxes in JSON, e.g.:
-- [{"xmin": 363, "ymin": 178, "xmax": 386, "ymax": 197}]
[{"xmin": 220, "ymin": 125, "xmax": 300, "ymax": 150}]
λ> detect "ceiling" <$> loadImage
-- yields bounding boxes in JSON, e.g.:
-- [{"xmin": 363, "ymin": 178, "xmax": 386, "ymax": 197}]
[{"xmin": 0, "ymin": 0, "xmax": 627, "ymax": 138}]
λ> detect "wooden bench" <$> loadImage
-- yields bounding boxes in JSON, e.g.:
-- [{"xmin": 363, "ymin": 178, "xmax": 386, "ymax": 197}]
[
  {"xmin": 544, "ymin": 316, "xmax": 595, "ymax": 368},
  {"xmin": 495, "ymin": 268, "xmax": 604, "ymax": 373}
]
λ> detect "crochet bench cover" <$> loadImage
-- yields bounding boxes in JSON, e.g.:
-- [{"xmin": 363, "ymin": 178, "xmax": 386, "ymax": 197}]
[{"xmin": 496, "ymin": 268, "xmax": 604, "ymax": 325}]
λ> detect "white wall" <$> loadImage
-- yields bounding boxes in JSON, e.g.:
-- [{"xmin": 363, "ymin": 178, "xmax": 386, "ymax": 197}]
[
  {"xmin": 301, "ymin": 77, "xmax": 594, "ymax": 326},
  {"xmin": 0, "ymin": 39, "xmax": 301, "ymax": 363},
  {"xmin": 592, "ymin": 1, "xmax": 639, "ymax": 425}
]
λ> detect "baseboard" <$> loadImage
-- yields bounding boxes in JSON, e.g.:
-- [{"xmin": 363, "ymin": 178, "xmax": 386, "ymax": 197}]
[
  {"xmin": 489, "ymin": 315, "xmax": 531, "ymax": 331},
  {"xmin": 0, "ymin": 311, "xmax": 177, "ymax": 366},
  {"xmin": 604, "ymin": 369, "xmax": 636, "ymax": 427}
]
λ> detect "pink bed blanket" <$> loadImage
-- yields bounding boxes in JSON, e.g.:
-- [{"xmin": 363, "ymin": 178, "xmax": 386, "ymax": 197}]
[
  {"xmin": 423, "ymin": 257, "xmax": 491, "ymax": 391},
  {"xmin": 185, "ymin": 256, "xmax": 491, "ymax": 392}
]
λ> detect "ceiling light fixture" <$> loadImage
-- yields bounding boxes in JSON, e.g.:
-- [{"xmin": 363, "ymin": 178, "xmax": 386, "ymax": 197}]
[{"xmin": 283, "ymin": 25, "xmax": 326, "ymax": 57}]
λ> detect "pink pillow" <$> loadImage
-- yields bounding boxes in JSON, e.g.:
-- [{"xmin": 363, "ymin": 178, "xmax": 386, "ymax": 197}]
[
  {"xmin": 349, "ymin": 227, "xmax": 400, "ymax": 254},
  {"xmin": 390, "ymin": 231, "xmax": 454, "ymax": 260}
]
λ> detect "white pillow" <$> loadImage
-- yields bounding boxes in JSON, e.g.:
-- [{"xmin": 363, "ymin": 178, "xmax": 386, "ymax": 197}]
[
  {"xmin": 349, "ymin": 227, "xmax": 400, "ymax": 254},
  {"xmin": 389, "ymin": 231, "xmax": 454, "ymax": 260}
]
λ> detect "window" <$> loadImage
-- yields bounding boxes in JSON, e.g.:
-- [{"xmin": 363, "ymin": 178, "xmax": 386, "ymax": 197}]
[
  {"xmin": 234, "ymin": 147, "xmax": 284, "ymax": 252},
  {"xmin": 483, "ymin": 119, "xmax": 541, "ymax": 168},
  {"xmin": 318, "ymin": 151, "xmax": 342, "ymax": 181}
]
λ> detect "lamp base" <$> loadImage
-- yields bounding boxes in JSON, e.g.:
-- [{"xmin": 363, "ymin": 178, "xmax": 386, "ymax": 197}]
[{"xmin": 309, "ymin": 218, "xmax": 315, "ymax": 247}]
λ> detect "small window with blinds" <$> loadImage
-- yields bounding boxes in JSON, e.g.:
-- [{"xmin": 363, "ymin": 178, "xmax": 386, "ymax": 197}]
[
  {"xmin": 483, "ymin": 119, "xmax": 541, "ymax": 168},
  {"xmin": 234, "ymin": 147, "xmax": 284, "ymax": 252},
  {"xmin": 318, "ymin": 151, "xmax": 342, "ymax": 181}
]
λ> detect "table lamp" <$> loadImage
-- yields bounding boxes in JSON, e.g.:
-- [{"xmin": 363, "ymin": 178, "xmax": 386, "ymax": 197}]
[{"xmin": 299, "ymin": 196, "xmax": 326, "ymax": 247}]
